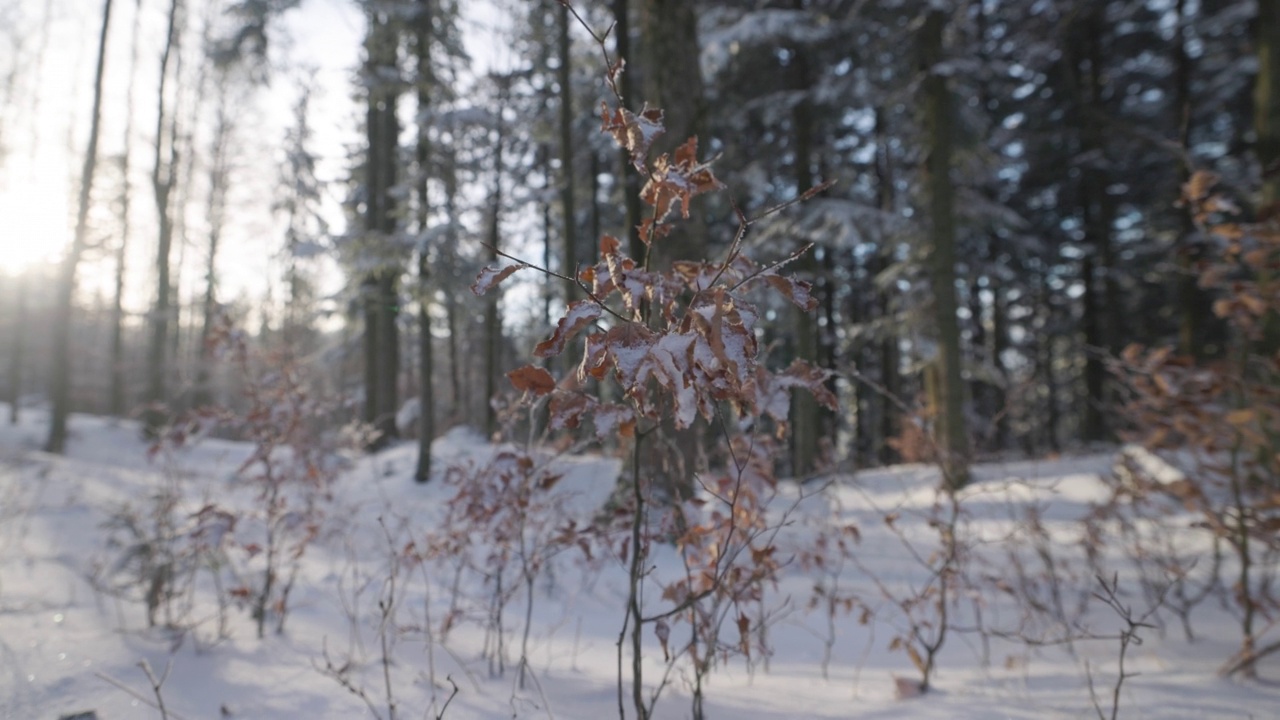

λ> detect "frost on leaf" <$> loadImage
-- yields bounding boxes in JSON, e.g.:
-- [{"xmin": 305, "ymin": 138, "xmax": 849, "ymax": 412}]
[
  {"xmin": 601, "ymin": 103, "xmax": 664, "ymax": 172},
  {"xmin": 641, "ymin": 137, "xmax": 724, "ymax": 223},
  {"xmin": 471, "ymin": 263, "xmax": 529, "ymax": 296},
  {"xmin": 649, "ymin": 332, "xmax": 698, "ymax": 428},
  {"xmin": 763, "ymin": 273, "xmax": 818, "ymax": 311},
  {"xmin": 507, "ymin": 365, "xmax": 556, "ymax": 396},
  {"xmin": 535, "ymin": 300, "xmax": 603, "ymax": 358},
  {"xmin": 605, "ymin": 324, "xmax": 657, "ymax": 389},
  {"xmin": 549, "ymin": 392, "xmax": 593, "ymax": 431},
  {"xmin": 592, "ymin": 403, "xmax": 636, "ymax": 441}
]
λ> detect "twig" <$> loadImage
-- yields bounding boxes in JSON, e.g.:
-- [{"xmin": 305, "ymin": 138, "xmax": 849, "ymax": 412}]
[
  {"xmin": 436, "ymin": 675, "xmax": 459, "ymax": 720},
  {"xmin": 95, "ymin": 665, "xmax": 192, "ymax": 720}
]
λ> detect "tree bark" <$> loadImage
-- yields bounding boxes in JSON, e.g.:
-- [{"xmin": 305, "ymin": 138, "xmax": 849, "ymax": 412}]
[
  {"xmin": 640, "ymin": 0, "xmax": 707, "ymax": 262},
  {"xmin": 110, "ymin": 0, "xmax": 143, "ymax": 419},
  {"xmin": 790, "ymin": 44, "xmax": 821, "ymax": 476},
  {"xmin": 1258, "ymin": 0, "xmax": 1280, "ymax": 207},
  {"xmin": 920, "ymin": 8, "xmax": 969, "ymax": 488},
  {"xmin": 484, "ymin": 75, "xmax": 510, "ymax": 439},
  {"xmin": 1075, "ymin": 10, "xmax": 1115, "ymax": 443},
  {"xmin": 361, "ymin": 6, "xmax": 402, "ymax": 448},
  {"xmin": 612, "ymin": 0, "xmax": 644, "ymax": 259},
  {"xmin": 413, "ymin": 0, "xmax": 436, "ymax": 483},
  {"xmin": 46, "ymin": 0, "xmax": 114, "ymax": 453},
  {"xmin": 557, "ymin": 4, "xmax": 578, "ymax": 309},
  {"xmin": 194, "ymin": 75, "xmax": 231, "ymax": 409},
  {"xmin": 143, "ymin": 0, "xmax": 183, "ymax": 438}
]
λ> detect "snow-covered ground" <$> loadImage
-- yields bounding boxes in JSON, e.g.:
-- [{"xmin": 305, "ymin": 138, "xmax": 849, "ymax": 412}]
[{"xmin": 0, "ymin": 408, "xmax": 1276, "ymax": 719}]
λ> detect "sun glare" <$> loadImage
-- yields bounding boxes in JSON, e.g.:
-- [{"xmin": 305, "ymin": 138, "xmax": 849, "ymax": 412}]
[{"xmin": 0, "ymin": 179, "xmax": 70, "ymax": 275}]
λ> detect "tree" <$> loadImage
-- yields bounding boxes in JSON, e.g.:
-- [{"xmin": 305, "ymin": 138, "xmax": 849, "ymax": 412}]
[
  {"xmin": 109, "ymin": 0, "xmax": 145, "ymax": 418},
  {"xmin": 920, "ymin": 6, "xmax": 969, "ymax": 488},
  {"xmin": 1258, "ymin": 0, "xmax": 1280, "ymax": 208},
  {"xmin": 557, "ymin": 2, "xmax": 578, "ymax": 310},
  {"xmin": 46, "ymin": 0, "xmax": 114, "ymax": 453},
  {"xmin": 413, "ymin": 0, "xmax": 436, "ymax": 482},
  {"xmin": 144, "ymin": 0, "xmax": 185, "ymax": 437},
  {"xmin": 360, "ymin": 2, "xmax": 403, "ymax": 448}
]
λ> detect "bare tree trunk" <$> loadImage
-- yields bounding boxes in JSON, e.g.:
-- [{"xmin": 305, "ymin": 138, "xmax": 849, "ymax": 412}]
[
  {"xmin": 1258, "ymin": 0, "xmax": 1280, "ymax": 207},
  {"xmin": 1076, "ymin": 10, "xmax": 1115, "ymax": 443},
  {"xmin": 194, "ymin": 75, "xmax": 231, "ymax": 409},
  {"xmin": 7, "ymin": 276, "xmax": 23, "ymax": 425},
  {"xmin": 920, "ymin": 8, "xmax": 969, "ymax": 488},
  {"xmin": 46, "ymin": 0, "xmax": 114, "ymax": 453},
  {"xmin": 557, "ymin": 4, "xmax": 578, "ymax": 311},
  {"xmin": 640, "ymin": 0, "xmax": 707, "ymax": 262},
  {"xmin": 484, "ymin": 78, "xmax": 508, "ymax": 439},
  {"xmin": 443, "ymin": 147, "xmax": 462, "ymax": 424},
  {"xmin": 790, "ymin": 60, "xmax": 820, "ymax": 476},
  {"xmin": 873, "ymin": 107, "xmax": 900, "ymax": 465},
  {"xmin": 144, "ymin": 0, "xmax": 183, "ymax": 438},
  {"xmin": 413, "ymin": 0, "xmax": 436, "ymax": 483},
  {"xmin": 110, "ymin": 0, "xmax": 144, "ymax": 418},
  {"xmin": 361, "ymin": 6, "xmax": 402, "ymax": 448},
  {"xmin": 612, "ymin": 0, "xmax": 643, "ymax": 259}
]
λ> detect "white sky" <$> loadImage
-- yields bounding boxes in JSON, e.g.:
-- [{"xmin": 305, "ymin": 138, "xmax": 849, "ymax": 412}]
[{"xmin": 0, "ymin": 0, "xmax": 512, "ymax": 320}]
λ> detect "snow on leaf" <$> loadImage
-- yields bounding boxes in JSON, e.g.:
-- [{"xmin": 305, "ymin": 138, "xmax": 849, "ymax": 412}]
[
  {"xmin": 507, "ymin": 365, "xmax": 557, "ymax": 396},
  {"xmin": 601, "ymin": 103, "xmax": 664, "ymax": 171},
  {"xmin": 605, "ymin": 324, "xmax": 656, "ymax": 388},
  {"xmin": 593, "ymin": 404, "xmax": 636, "ymax": 441},
  {"xmin": 650, "ymin": 332, "xmax": 698, "ymax": 428},
  {"xmin": 640, "ymin": 138, "xmax": 724, "ymax": 222},
  {"xmin": 471, "ymin": 263, "xmax": 528, "ymax": 296},
  {"xmin": 535, "ymin": 300, "xmax": 603, "ymax": 358},
  {"xmin": 763, "ymin": 273, "xmax": 818, "ymax": 311},
  {"xmin": 549, "ymin": 392, "xmax": 594, "ymax": 431}
]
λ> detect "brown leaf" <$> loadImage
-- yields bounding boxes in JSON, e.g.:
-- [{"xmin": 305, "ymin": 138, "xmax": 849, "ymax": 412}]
[
  {"xmin": 507, "ymin": 365, "xmax": 556, "ymax": 396},
  {"xmin": 737, "ymin": 613, "xmax": 751, "ymax": 658},
  {"xmin": 764, "ymin": 274, "xmax": 818, "ymax": 311},
  {"xmin": 1225, "ymin": 408, "xmax": 1256, "ymax": 426},
  {"xmin": 600, "ymin": 103, "xmax": 664, "ymax": 171},
  {"xmin": 471, "ymin": 263, "xmax": 528, "ymax": 296},
  {"xmin": 535, "ymin": 300, "xmax": 603, "ymax": 358}
]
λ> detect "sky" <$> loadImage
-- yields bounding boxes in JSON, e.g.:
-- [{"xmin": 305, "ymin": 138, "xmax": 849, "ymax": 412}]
[{"xmin": 0, "ymin": 0, "xmax": 513, "ymax": 319}]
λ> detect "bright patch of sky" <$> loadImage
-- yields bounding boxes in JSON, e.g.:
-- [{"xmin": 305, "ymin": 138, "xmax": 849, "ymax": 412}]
[{"xmin": 0, "ymin": 0, "xmax": 513, "ymax": 324}]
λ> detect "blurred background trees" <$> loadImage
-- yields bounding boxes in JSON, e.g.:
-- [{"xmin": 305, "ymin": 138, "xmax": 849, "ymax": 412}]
[{"xmin": 0, "ymin": 0, "xmax": 1273, "ymax": 482}]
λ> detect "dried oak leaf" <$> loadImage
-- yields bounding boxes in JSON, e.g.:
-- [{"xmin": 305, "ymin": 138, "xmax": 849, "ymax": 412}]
[
  {"xmin": 601, "ymin": 103, "xmax": 664, "ymax": 171},
  {"xmin": 471, "ymin": 263, "xmax": 528, "ymax": 296},
  {"xmin": 535, "ymin": 300, "xmax": 603, "ymax": 358},
  {"xmin": 507, "ymin": 365, "xmax": 556, "ymax": 396},
  {"xmin": 640, "ymin": 137, "xmax": 724, "ymax": 222}
]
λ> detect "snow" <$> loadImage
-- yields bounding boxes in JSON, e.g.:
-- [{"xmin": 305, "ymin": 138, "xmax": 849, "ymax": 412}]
[{"xmin": 0, "ymin": 408, "xmax": 1277, "ymax": 719}]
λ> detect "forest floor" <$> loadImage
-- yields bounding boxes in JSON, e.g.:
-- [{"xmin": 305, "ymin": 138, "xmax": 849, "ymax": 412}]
[{"xmin": 0, "ymin": 408, "xmax": 1277, "ymax": 719}]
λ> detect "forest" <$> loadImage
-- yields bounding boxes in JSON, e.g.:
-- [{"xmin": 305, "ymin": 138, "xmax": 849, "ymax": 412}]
[{"xmin": 1, "ymin": 0, "xmax": 1279, "ymax": 718}]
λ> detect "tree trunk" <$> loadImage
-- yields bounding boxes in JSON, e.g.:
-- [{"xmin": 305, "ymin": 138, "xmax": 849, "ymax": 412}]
[
  {"xmin": 143, "ymin": 0, "xmax": 183, "ymax": 438},
  {"xmin": 920, "ymin": 8, "xmax": 969, "ymax": 488},
  {"xmin": 790, "ymin": 44, "xmax": 821, "ymax": 476},
  {"xmin": 413, "ymin": 0, "xmax": 435, "ymax": 483},
  {"xmin": 46, "ymin": 0, "xmax": 114, "ymax": 453},
  {"xmin": 1258, "ymin": 0, "xmax": 1280, "ymax": 207},
  {"xmin": 7, "ymin": 276, "xmax": 23, "ymax": 425},
  {"xmin": 361, "ymin": 7, "xmax": 402, "ymax": 448},
  {"xmin": 484, "ymin": 75, "xmax": 509, "ymax": 439},
  {"xmin": 443, "ymin": 146, "xmax": 462, "ymax": 423},
  {"xmin": 640, "ymin": 0, "xmax": 707, "ymax": 262},
  {"xmin": 1076, "ymin": 10, "xmax": 1115, "ymax": 443},
  {"xmin": 557, "ymin": 4, "xmax": 578, "ymax": 309},
  {"xmin": 612, "ymin": 0, "xmax": 644, "ymax": 259},
  {"xmin": 110, "ymin": 0, "xmax": 143, "ymax": 419},
  {"xmin": 873, "ymin": 106, "xmax": 900, "ymax": 465},
  {"xmin": 194, "ymin": 76, "xmax": 231, "ymax": 409}
]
